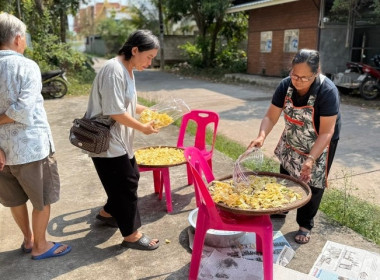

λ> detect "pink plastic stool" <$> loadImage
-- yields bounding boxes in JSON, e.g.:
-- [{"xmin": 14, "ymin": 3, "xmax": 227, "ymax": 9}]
[
  {"xmin": 184, "ymin": 147, "xmax": 273, "ymax": 280},
  {"xmin": 139, "ymin": 166, "xmax": 172, "ymax": 213}
]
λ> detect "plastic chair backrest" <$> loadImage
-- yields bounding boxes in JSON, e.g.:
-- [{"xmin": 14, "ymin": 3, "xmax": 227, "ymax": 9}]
[
  {"xmin": 184, "ymin": 147, "xmax": 219, "ymax": 213},
  {"xmin": 177, "ymin": 110, "xmax": 219, "ymax": 155}
]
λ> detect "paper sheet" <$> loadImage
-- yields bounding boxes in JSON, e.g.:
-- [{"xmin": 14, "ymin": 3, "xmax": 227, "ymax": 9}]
[
  {"xmin": 309, "ymin": 241, "xmax": 380, "ymax": 280},
  {"xmin": 188, "ymin": 229, "xmax": 300, "ymax": 279}
]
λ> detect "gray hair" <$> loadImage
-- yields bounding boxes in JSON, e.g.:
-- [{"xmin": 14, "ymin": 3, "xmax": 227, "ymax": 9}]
[
  {"xmin": 292, "ymin": 49, "xmax": 320, "ymax": 74},
  {"xmin": 0, "ymin": 12, "xmax": 27, "ymax": 46}
]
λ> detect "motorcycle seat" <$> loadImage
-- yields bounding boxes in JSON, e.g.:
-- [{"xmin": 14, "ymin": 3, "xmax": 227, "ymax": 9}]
[{"xmin": 41, "ymin": 70, "xmax": 63, "ymax": 80}]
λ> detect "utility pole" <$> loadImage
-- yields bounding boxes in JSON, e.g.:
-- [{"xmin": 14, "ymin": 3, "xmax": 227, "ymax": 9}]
[{"xmin": 158, "ymin": 0, "xmax": 165, "ymax": 70}]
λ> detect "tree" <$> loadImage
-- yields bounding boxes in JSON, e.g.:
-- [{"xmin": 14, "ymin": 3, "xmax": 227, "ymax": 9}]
[
  {"xmin": 129, "ymin": 3, "xmax": 160, "ymax": 34},
  {"xmin": 50, "ymin": 0, "xmax": 81, "ymax": 43},
  {"xmin": 166, "ymin": 0, "xmax": 231, "ymax": 67},
  {"xmin": 96, "ymin": 13, "xmax": 134, "ymax": 55},
  {"xmin": 1, "ymin": 0, "xmax": 81, "ymax": 43},
  {"xmin": 329, "ymin": 0, "xmax": 380, "ymax": 24}
]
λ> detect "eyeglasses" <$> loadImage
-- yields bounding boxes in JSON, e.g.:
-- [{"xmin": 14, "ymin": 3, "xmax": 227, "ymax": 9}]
[{"xmin": 290, "ymin": 72, "xmax": 315, "ymax": 82}]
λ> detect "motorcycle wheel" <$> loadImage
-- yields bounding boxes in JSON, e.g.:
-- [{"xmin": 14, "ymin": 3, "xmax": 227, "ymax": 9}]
[
  {"xmin": 360, "ymin": 77, "xmax": 379, "ymax": 100},
  {"xmin": 337, "ymin": 86, "xmax": 352, "ymax": 95},
  {"xmin": 47, "ymin": 79, "xmax": 68, "ymax": 98}
]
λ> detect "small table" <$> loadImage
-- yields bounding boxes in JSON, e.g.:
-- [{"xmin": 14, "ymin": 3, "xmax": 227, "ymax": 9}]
[{"xmin": 136, "ymin": 146, "xmax": 187, "ymax": 213}]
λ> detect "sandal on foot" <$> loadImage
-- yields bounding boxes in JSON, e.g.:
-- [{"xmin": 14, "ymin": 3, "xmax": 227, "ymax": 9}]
[
  {"xmin": 96, "ymin": 214, "xmax": 118, "ymax": 228},
  {"xmin": 294, "ymin": 230, "xmax": 311, "ymax": 244},
  {"xmin": 21, "ymin": 242, "xmax": 32, "ymax": 253},
  {"xmin": 121, "ymin": 234, "xmax": 159, "ymax": 251},
  {"xmin": 31, "ymin": 242, "xmax": 71, "ymax": 260}
]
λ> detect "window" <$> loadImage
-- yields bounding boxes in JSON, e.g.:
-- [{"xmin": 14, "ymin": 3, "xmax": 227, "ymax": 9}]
[
  {"xmin": 284, "ymin": 29, "xmax": 299, "ymax": 53},
  {"xmin": 260, "ymin": 31, "xmax": 272, "ymax": 53}
]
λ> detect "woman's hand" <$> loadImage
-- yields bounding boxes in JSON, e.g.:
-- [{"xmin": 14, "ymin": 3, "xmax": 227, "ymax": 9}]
[
  {"xmin": 141, "ymin": 121, "xmax": 159, "ymax": 135},
  {"xmin": 0, "ymin": 149, "xmax": 6, "ymax": 171},
  {"xmin": 247, "ymin": 136, "xmax": 265, "ymax": 150},
  {"xmin": 300, "ymin": 158, "xmax": 314, "ymax": 183}
]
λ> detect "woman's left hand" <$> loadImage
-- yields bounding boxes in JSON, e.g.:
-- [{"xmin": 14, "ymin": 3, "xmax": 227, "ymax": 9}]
[{"xmin": 299, "ymin": 159, "xmax": 313, "ymax": 183}]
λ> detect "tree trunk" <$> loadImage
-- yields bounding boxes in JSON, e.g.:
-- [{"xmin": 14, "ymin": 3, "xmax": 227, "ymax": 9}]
[
  {"xmin": 34, "ymin": 0, "xmax": 44, "ymax": 15},
  {"xmin": 209, "ymin": 15, "xmax": 224, "ymax": 65},
  {"xmin": 60, "ymin": 9, "xmax": 67, "ymax": 43}
]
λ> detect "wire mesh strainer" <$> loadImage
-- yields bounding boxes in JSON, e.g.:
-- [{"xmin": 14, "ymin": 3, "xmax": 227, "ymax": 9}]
[{"xmin": 233, "ymin": 147, "xmax": 264, "ymax": 189}]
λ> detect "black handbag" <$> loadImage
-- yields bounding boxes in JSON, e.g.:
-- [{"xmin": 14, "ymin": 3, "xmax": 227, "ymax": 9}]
[{"xmin": 69, "ymin": 117, "xmax": 114, "ymax": 154}]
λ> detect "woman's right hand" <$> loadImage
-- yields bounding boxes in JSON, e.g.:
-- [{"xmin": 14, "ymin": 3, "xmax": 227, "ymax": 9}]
[
  {"xmin": 141, "ymin": 121, "xmax": 159, "ymax": 135},
  {"xmin": 247, "ymin": 136, "xmax": 265, "ymax": 150}
]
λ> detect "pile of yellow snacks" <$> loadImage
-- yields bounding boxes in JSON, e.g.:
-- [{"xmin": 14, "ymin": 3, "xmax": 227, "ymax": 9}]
[
  {"xmin": 139, "ymin": 109, "xmax": 174, "ymax": 128},
  {"xmin": 210, "ymin": 175, "xmax": 302, "ymax": 210},
  {"xmin": 135, "ymin": 147, "xmax": 185, "ymax": 166}
]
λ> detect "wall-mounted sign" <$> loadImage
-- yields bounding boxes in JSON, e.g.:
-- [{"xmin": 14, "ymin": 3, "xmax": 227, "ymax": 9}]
[
  {"xmin": 284, "ymin": 29, "xmax": 299, "ymax": 53},
  {"xmin": 260, "ymin": 31, "xmax": 272, "ymax": 53}
]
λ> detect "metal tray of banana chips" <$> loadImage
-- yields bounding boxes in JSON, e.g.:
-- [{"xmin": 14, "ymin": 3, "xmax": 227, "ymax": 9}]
[
  {"xmin": 135, "ymin": 146, "xmax": 186, "ymax": 168},
  {"xmin": 211, "ymin": 171, "xmax": 312, "ymax": 216}
]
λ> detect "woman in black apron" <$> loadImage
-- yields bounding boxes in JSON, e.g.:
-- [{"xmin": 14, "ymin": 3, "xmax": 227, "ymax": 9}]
[{"xmin": 248, "ymin": 49, "xmax": 341, "ymax": 244}]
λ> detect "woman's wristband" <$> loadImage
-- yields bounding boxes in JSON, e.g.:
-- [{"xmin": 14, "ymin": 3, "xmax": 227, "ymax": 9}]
[{"xmin": 307, "ymin": 154, "xmax": 316, "ymax": 163}]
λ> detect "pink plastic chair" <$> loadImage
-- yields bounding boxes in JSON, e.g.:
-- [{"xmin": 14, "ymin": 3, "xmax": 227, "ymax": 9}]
[
  {"xmin": 184, "ymin": 147, "xmax": 273, "ymax": 280},
  {"xmin": 177, "ymin": 110, "xmax": 219, "ymax": 188}
]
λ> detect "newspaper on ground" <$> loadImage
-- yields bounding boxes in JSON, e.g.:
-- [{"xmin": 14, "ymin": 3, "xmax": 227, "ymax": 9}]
[
  {"xmin": 188, "ymin": 229, "xmax": 298, "ymax": 279},
  {"xmin": 309, "ymin": 240, "xmax": 380, "ymax": 280},
  {"xmin": 197, "ymin": 250, "xmax": 317, "ymax": 280}
]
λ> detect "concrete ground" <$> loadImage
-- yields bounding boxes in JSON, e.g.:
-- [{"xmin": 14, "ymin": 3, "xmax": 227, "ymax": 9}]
[{"xmin": 0, "ymin": 65, "xmax": 379, "ymax": 280}]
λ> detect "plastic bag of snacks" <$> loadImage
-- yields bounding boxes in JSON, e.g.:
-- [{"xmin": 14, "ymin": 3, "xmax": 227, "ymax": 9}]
[{"xmin": 139, "ymin": 98, "xmax": 190, "ymax": 128}]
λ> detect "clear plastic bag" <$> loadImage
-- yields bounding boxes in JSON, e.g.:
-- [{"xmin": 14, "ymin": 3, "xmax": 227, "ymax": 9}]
[
  {"xmin": 140, "ymin": 98, "xmax": 190, "ymax": 128},
  {"xmin": 233, "ymin": 148, "xmax": 264, "ymax": 191}
]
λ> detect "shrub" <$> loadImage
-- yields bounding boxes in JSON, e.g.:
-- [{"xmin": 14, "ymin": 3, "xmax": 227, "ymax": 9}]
[
  {"xmin": 179, "ymin": 42, "xmax": 203, "ymax": 68},
  {"xmin": 25, "ymin": 34, "xmax": 95, "ymax": 82},
  {"xmin": 215, "ymin": 48, "xmax": 247, "ymax": 73}
]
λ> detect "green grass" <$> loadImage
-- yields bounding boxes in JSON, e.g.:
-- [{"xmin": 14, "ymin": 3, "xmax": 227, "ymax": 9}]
[
  {"xmin": 320, "ymin": 189, "xmax": 380, "ymax": 245},
  {"xmin": 65, "ymin": 74, "xmax": 93, "ymax": 97}
]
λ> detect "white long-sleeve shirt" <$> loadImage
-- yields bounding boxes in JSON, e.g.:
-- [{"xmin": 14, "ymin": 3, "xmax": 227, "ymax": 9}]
[{"xmin": 0, "ymin": 50, "xmax": 54, "ymax": 165}]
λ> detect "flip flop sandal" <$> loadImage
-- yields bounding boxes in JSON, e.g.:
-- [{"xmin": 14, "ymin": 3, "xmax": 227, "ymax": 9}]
[
  {"xmin": 294, "ymin": 230, "xmax": 311, "ymax": 244},
  {"xmin": 96, "ymin": 214, "xmax": 118, "ymax": 228},
  {"xmin": 121, "ymin": 234, "xmax": 159, "ymax": 251},
  {"xmin": 31, "ymin": 242, "xmax": 72, "ymax": 260},
  {"xmin": 21, "ymin": 242, "xmax": 32, "ymax": 253}
]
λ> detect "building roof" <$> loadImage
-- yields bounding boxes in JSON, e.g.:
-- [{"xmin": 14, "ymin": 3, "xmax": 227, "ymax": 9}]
[{"xmin": 227, "ymin": 0, "xmax": 300, "ymax": 13}]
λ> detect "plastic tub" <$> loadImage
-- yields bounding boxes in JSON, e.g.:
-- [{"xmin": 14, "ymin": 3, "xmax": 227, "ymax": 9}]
[{"xmin": 188, "ymin": 208, "xmax": 245, "ymax": 248}]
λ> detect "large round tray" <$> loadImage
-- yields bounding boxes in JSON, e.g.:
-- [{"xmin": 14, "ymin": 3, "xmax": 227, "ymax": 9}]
[
  {"xmin": 135, "ymin": 145, "xmax": 186, "ymax": 168},
  {"xmin": 212, "ymin": 171, "xmax": 312, "ymax": 216}
]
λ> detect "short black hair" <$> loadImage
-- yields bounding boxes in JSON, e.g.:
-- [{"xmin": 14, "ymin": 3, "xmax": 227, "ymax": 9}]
[
  {"xmin": 292, "ymin": 49, "xmax": 320, "ymax": 74},
  {"xmin": 118, "ymin": 30, "xmax": 160, "ymax": 60}
]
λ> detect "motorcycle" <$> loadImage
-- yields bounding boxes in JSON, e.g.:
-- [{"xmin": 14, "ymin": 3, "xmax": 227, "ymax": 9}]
[
  {"xmin": 333, "ymin": 55, "xmax": 380, "ymax": 100},
  {"xmin": 41, "ymin": 69, "xmax": 68, "ymax": 98}
]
